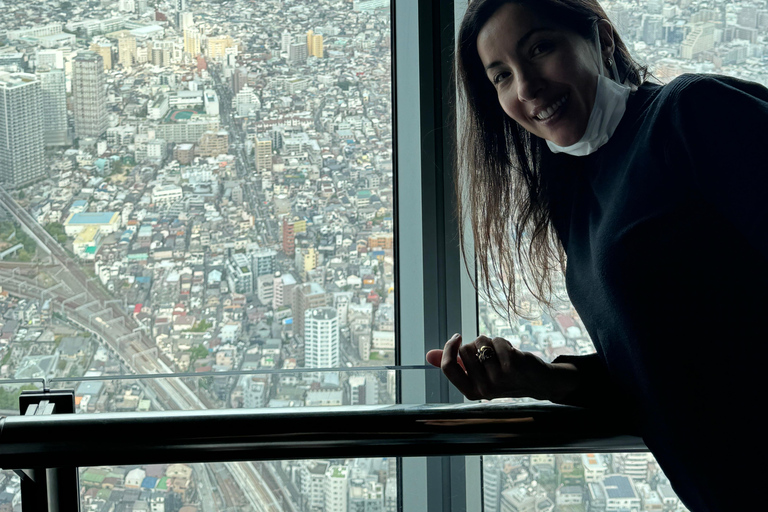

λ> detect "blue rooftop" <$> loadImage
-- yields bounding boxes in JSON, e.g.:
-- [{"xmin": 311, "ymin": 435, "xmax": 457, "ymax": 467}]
[
  {"xmin": 67, "ymin": 212, "xmax": 118, "ymax": 225},
  {"xmin": 604, "ymin": 475, "xmax": 636, "ymax": 499},
  {"xmin": 141, "ymin": 476, "xmax": 158, "ymax": 489}
]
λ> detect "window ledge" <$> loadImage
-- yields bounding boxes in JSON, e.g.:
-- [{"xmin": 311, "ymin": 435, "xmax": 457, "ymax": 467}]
[{"xmin": 0, "ymin": 402, "xmax": 646, "ymax": 469}]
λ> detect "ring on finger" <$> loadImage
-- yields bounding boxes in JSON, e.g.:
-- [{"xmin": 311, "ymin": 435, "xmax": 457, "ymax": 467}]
[{"xmin": 477, "ymin": 345, "xmax": 496, "ymax": 363}]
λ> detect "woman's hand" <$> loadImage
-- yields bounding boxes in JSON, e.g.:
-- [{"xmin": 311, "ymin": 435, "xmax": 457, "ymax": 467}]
[{"xmin": 425, "ymin": 334, "xmax": 580, "ymax": 402}]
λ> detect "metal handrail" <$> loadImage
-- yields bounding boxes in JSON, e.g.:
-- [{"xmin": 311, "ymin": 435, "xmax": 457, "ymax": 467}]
[{"xmin": 0, "ymin": 402, "xmax": 646, "ymax": 470}]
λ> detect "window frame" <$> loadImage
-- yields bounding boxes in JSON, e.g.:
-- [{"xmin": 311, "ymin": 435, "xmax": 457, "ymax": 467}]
[{"xmin": 394, "ymin": 1, "xmax": 481, "ymax": 510}]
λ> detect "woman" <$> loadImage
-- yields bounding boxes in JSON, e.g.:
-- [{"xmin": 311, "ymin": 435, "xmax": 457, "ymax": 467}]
[{"xmin": 426, "ymin": 0, "xmax": 768, "ymax": 510}]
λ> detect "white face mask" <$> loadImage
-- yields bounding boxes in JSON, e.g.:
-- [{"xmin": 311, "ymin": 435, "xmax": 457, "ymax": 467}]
[{"xmin": 546, "ymin": 25, "xmax": 633, "ymax": 157}]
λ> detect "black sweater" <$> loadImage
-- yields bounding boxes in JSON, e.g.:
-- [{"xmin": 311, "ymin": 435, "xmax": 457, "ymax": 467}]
[{"xmin": 548, "ymin": 74, "xmax": 768, "ymax": 511}]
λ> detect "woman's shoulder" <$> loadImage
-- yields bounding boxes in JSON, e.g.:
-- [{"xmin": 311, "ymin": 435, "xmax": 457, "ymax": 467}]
[{"xmin": 655, "ymin": 73, "xmax": 768, "ymax": 106}]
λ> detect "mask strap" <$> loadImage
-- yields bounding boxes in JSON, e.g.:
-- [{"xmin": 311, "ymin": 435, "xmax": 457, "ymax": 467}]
[{"xmin": 594, "ymin": 21, "xmax": 622, "ymax": 83}]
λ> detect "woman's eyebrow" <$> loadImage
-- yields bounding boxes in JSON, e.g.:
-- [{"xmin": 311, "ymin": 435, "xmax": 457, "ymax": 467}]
[{"xmin": 484, "ymin": 27, "xmax": 553, "ymax": 72}]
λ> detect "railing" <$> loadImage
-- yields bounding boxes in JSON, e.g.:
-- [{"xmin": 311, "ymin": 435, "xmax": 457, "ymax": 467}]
[
  {"xmin": 0, "ymin": 389, "xmax": 646, "ymax": 512},
  {"xmin": 0, "ymin": 403, "xmax": 645, "ymax": 469}
]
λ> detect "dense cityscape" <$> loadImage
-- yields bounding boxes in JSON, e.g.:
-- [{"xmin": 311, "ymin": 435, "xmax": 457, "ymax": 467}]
[{"xmin": 0, "ymin": 0, "xmax": 765, "ymax": 510}]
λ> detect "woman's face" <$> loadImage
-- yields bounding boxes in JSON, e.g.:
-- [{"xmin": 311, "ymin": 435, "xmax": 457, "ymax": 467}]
[{"xmin": 476, "ymin": 3, "xmax": 604, "ymax": 146}]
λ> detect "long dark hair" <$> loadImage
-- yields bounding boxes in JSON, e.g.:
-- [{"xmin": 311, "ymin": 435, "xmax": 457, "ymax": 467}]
[{"xmin": 455, "ymin": 0, "xmax": 648, "ymax": 317}]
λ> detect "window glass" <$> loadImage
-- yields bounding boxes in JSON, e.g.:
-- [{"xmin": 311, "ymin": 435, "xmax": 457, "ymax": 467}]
[
  {"xmin": 77, "ymin": 459, "xmax": 396, "ymax": 512},
  {"xmin": 1, "ymin": 0, "xmax": 394, "ymax": 507}
]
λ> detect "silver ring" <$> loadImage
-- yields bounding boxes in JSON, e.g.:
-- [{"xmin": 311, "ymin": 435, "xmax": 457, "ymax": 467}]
[{"xmin": 477, "ymin": 346, "xmax": 495, "ymax": 363}]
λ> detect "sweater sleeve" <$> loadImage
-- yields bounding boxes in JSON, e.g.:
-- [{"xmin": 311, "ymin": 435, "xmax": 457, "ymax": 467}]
[
  {"xmin": 550, "ymin": 353, "xmax": 629, "ymax": 409},
  {"xmin": 662, "ymin": 74, "xmax": 768, "ymax": 260},
  {"xmin": 551, "ymin": 353, "xmax": 641, "ymax": 433}
]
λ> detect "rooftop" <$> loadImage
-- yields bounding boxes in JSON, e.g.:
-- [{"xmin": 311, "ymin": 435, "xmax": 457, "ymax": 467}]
[{"xmin": 66, "ymin": 212, "xmax": 119, "ymax": 225}]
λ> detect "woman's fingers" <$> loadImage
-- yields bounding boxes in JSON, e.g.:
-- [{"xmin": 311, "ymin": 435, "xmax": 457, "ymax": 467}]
[
  {"xmin": 480, "ymin": 337, "xmax": 512, "ymax": 394},
  {"xmin": 426, "ymin": 349, "xmax": 443, "ymax": 367},
  {"xmin": 459, "ymin": 336, "xmax": 495, "ymax": 398},
  {"xmin": 427, "ymin": 334, "xmax": 540, "ymax": 401},
  {"xmin": 437, "ymin": 334, "xmax": 476, "ymax": 398}
]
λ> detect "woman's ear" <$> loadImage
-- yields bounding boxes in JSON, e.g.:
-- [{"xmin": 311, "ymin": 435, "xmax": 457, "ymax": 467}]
[{"xmin": 596, "ymin": 19, "xmax": 616, "ymax": 62}]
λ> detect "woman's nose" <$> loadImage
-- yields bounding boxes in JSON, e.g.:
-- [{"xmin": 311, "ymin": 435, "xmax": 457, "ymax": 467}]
[{"xmin": 516, "ymin": 71, "xmax": 544, "ymax": 102}]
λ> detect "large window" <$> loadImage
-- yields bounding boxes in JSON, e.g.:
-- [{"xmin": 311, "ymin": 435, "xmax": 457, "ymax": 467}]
[
  {"xmin": 0, "ymin": 0, "xmax": 397, "ymax": 509},
  {"xmin": 3, "ymin": 0, "xmax": 762, "ymax": 510}
]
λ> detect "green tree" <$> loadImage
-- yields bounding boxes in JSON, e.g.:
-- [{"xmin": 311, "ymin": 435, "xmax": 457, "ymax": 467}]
[
  {"xmin": 189, "ymin": 344, "xmax": 209, "ymax": 364},
  {"xmin": 190, "ymin": 320, "xmax": 213, "ymax": 332},
  {"xmin": 0, "ymin": 384, "xmax": 39, "ymax": 410}
]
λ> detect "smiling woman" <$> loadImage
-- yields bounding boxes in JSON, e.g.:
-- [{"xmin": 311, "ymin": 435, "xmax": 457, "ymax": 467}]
[
  {"xmin": 476, "ymin": 3, "xmax": 605, "ymax": 146},
  {"xmin": 428, "ymin": 0, "xmax": 768, "ymax": 510}
]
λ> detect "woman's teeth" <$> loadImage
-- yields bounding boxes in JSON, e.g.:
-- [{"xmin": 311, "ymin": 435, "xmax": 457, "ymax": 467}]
[{"xmin": 536, "ymin": 95, "xmax": 567, "ymax": 120}]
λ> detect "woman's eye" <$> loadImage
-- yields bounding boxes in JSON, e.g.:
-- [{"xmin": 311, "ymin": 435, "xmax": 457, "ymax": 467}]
[
  {"xmin": 531, "ymin": 42, "xmax": 552, "ymax": 55},
  {"xmin": 493, "ymin": 72, "xmax": 510, "ymax": 85}
]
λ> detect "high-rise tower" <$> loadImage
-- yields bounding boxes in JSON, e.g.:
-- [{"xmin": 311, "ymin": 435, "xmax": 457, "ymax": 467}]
[
  {"xmin": 35, "ymin": 66, "xmax": 68, "ymax": 146},
  {"xmin": 72, "ymin": 52, "xmax": 108, "ymax": 140},
  {"xmin": 0, "ymin": 73, "xmax": 45, "ymax": 187},
  {"xmin": 304, "ymin": 307, "xmax": 339, "ymax": 369}
]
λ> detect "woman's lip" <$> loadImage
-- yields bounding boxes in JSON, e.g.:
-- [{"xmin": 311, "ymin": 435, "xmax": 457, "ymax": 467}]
[{"xmin": 534, "ymin": 94, "xmax": 568, "ymax": 125}]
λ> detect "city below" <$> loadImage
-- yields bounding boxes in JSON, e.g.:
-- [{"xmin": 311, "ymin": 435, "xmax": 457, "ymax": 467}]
[{"xmin": 1, "ymin": 0, "xmax": 766, "ymax": 511}]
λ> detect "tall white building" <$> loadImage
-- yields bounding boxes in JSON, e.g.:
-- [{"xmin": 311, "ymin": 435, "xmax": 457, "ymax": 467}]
[
  {"xmin": 0, "ymin": 73, "xmax": 45, "ymax": 187},
  {"xmin": 35, "ymin": 66, "xmax": 69, "ymax": 146},
  {"xmin": 251, "ymin": 248, "xmax": 277, "ymax": 277},
  {"xmin": 179, "ymin": 12, "xmax": 194, "ymax": 32},
  {"xmin": 227, "ymin": 252, "xmax": 254, "ymax": 294},
  {"xmin": 72, "ymin": 51, "xmax": 108, "ymax": 140},
  {"xmin": 348, "ymin": 375, "xmax": 378, "ymax": 405},
  {"xmin": 304, "ymin": 307, "xmax": 339, "ymax": 369},
  {"xmin": 483, "ymin": 459, "xmax": 503, "ymax": 512},
  {"xmin": 175, "ymin": 0, "xmax": 188, "ymax": 27},
  {"xmin": 203, "ymin": 89, "xmax": 219, "ymax": 116},
  {"xmin": 324, "ymin": 465, "xmax": 349, "ymax": 512},
  {"xmin": 681, "ymin": 22, "xmax": 716, "ymax": 60},
  {"xmin": 234, "ymin": 84, "xmax": 260, "ymax": 117},
  {"xmin": 300, "ymin": 461, "xmax": 329, "ymax": 511},
  {"xmin": 614, "ymin": 452, "xmax": 655, "ymax": 482},
  {"xmin": 281, "ymin": 30, "xmax": 293, "ymax": 53}
]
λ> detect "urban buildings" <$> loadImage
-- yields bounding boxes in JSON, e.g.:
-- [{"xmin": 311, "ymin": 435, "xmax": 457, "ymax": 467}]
[
  {"xmin": 0, "ymin": 0, "xmax": 765, "ymax": 510},
  {"xmin": 0, "ymin": 72, "xmax": 45, "ymax": 187},
  {"xmin": 72, "ymin": 51, "xmax": 108, "ymax": 141},
  {"xmin": 304, "ymin": 307, "xmax": 339, "ymax": 369},
  {"xmin": 35, "ymin": 66, "xmax": 69, "ymax": 146}
]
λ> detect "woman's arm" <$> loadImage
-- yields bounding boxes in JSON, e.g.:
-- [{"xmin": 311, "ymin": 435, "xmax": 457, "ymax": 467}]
[{"xmin": 427, "ymin": 335, "xmax": 617, "ymax": 405}]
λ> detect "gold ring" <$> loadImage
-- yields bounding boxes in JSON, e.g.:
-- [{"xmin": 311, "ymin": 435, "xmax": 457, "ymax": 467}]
[{"xmin": 477, "ymin": 345, "xmax": 495, "ymax": 363}]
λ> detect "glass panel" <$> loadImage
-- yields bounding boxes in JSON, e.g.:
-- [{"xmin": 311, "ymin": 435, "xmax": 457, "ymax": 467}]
[
  {"xmin": 0, "ymin": 0, "xmax": 394, "ymax": 396},
  {"xmin": 482, "ymin": 453, "xmax": 685, "ymax": 512},
  {"xmin": 45, "ymin": 368, "xmax": 399, "ymax": 412},
  {"xmin": 0, "ymin": 470, "xmax": 21, "ymax": 510},
  {"xmin": 79, "ymin": 459, "xmax": 396, "ymax": 512}
]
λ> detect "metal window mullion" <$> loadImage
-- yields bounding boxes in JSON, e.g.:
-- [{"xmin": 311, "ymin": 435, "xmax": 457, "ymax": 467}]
[{"xmin": 394, "ymin": 0, "xmax": 474, "ymax": 511}]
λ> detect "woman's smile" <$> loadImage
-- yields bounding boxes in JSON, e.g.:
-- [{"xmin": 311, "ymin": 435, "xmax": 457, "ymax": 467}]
[
  {"xmin": 476, "ymin": 3, "xmax": 605, "ymax": 146},
  {"xmin": 532, "ymin": 93, "xmax": 569, "ymax": 123}
]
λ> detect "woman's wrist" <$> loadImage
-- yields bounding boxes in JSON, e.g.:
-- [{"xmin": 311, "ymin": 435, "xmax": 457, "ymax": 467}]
[{"xmin": 543, "ymin": 362, "xmax": 581, "ymax": 403}]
